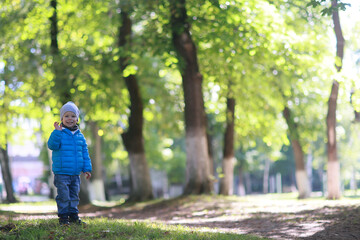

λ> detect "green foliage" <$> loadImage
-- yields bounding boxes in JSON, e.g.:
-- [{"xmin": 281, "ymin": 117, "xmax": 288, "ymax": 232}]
[
  {"xmin": 307, "ymin": 0, "xmax": 351, "ymax": 16},
  {"xmin": 352, "ymin": 90, "xmax": 360, "ymax": 112}
]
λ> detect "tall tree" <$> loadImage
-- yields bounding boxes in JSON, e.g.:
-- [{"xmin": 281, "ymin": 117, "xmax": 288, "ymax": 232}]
[
  {"xmin": 264, "ymin": 0, "xmax": 333, "ymax": 199},
  {"xmin": 0, "ymin": 68, "xmax": 17, "ymax": 203},
  {"xmin": 49, "ymin": 0, "xmax": 91, "ymax": 204},
  {"xmin": 0, "ymin": 0, "xmax": 54, "ymax": 203},
  {"xmin": 219, "ymin": 96, "xmax": 235, "ymax": 195},
  {"xmin": 0, "ymin": 146, "xmax": 16, "ymax": 203},
  {"xmin": 89, "ymin": 121, "xmax": 106, "ymax": 201},
  {"xmin": 118, "ymin": 5, "xmax": 153, "ymax": 201},
  {"xmin": 49, "ymin": 0, "xmax": 71, "ymax": 104},
  {"xmin": 308, "ymin": 0, "xmax": 348, "ymax": 201},
  {"xmin": 326, "ymin": 0, "xmax": 345, "ymax": 199},
  {"xmin": 193, "ymin": 0, "xmax": 288, "ymax": 194},
  {"xmin": 170, "ymin": 0, "xmax": 212, "ymax": 194},
  {"xmin": 283, "ymin": 106, "xmax": 311, "ymax": 198}
]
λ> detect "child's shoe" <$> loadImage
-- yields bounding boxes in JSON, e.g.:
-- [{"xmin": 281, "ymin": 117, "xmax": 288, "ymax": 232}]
[
  {"xmin": 69, "ymin": 214, "xmax": 86, "ymax": 225},
  {"xmin": 70, "ymin": 218, "xmax": 86, "ymax": 225},
  {"xmin": 59, "ymin": 217, "xmax": 70, "ymax": 226}
]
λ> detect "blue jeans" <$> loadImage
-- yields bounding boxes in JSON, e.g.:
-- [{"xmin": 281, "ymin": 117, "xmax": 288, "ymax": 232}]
[{"xmin": 54, "ymin": 174, "xmax": 81, "ymax": 218}]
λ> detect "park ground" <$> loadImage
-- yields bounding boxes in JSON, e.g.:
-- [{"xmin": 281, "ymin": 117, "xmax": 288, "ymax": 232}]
[{"xmin": 1, "ymin": 193, "xmax": 360, "ymax": 239}]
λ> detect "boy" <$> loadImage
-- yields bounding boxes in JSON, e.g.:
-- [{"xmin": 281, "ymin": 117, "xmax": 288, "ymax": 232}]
[{"xmin": 47, "ymin": 101, "xmax": 92, "ymax": 225}]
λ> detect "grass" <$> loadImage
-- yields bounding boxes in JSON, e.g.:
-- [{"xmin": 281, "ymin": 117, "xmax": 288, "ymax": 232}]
[{"xmin": 0, "ymin": 217, "xmax": 264, "ymax": 240}]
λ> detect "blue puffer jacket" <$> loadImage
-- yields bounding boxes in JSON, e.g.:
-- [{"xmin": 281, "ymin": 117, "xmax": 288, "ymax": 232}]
[{"xmin": 47, "ymin": 128, "xmax": 92, "ymax": 175}]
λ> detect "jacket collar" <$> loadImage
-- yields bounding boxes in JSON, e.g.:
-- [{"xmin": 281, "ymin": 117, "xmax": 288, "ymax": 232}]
[{"xmin": 62, "ymin": 128, "xmax": 80, "ymax": 135}]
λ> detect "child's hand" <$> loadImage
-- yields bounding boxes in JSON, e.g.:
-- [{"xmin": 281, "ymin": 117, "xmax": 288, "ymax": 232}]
[
  {"xmin": 54, "ymin": 122, "xmax": 62, "ymax": 130},
  {"xmin": 84, "ymin": 172, "xmax": 91, "ymax": 180}
]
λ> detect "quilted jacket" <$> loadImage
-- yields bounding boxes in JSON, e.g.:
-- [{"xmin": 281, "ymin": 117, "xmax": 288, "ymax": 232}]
[{"xmin": 47, "ymin": 128, "xmax": 92, "ymax": 175}]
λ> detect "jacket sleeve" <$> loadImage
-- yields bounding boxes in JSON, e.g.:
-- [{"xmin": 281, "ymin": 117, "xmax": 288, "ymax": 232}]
[
  {"xmin": 47, "ymin": 130, "xmax": 62, "ymax": 150},
  {"xmin": 82, "ymin": 139, "xmax": 92, "ymax": 173}
]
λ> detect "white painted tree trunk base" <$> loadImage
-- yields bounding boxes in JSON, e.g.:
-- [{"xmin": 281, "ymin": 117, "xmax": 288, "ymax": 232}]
[
  {"xmin": 185, "ymin": 135, "xmax": 211, "ymax": 192},
  {"xmin": 129, "ymin": 152, "xmax": 153, "ymax": 199},
  {"xmin": 296, "ymin": 170, "xmax": 311, "ymax": 198},
  {"xmin": 88, "ymin": 179, "xmax": 106, "ymax": 201},
  {"xmin": 220, "ymin": 157, "xmax": 235, "ymax": 195},
  {"xmin": 327, "ymin": 161, "xmax": 340, "ymax": 199}
]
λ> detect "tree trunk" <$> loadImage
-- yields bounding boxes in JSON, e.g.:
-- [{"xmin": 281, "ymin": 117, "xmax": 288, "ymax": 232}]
[
  {"xmin": 350, "ymin": 166, "xmax": 357, "ymax": 195},
  {"xmin": 220, "ymin": 98, "xmax": 235, "ymax": 195},
  {"xmin": 207, "ymin": 132, "xmax": 215, "ymax": 183},
  {"xmin": 326, "ymin": 0, "xmax": 344, "ymax": 200},
  {"xmin": 118, "ymin": 9, "xmax": 153, "ymax": 201},
  {"xmin": 50, "ymin": 0, "xmax": 90, "ymax": 204},
  {"xmin": 245, "ymin": 172, "xmax": 252, "ymax": 194},
  {"xmin": 89, "ymin": 121, "xmax": 106, "ymax": 201},
  {"xmin": 292, "ymin": 139, "xmax": 311, "ymax": 198},
  {"xmin": 0, "ymin": 73, "xmax": 16, "ymax": 203},
  {"xmin": 237, "ymin": 168, "xmax": 246, "ymax": 196},
  {"xmin": 50, "ymin": 0, "xmax": 71, "ymax": 103},
  {"xmin": 170, "ymin": 0, "xmax": 212, "ymax": 195},
  {"xmin": 283, "ymin": 106, "xmax": 311, "ymax": 199},
  {"xmin": 263, "ymin": 158, "xmax": 270, "ymax": 194},
  {"xmin": 331, "ymin": 0, "xmax": 345, "ymax": 74},
  {"xmin": 46, "ymin": 147, "xmax": 56, "ymax": 199},
  {"xmin": 0, "ymin": 147, "xmax": 16, "ymax": 203},
  {"xmin": 79, "ymin": 174, "xmax": 90, "ymax": 205},
  {"xmin": 306, "ymin": 150, "xmax": 313, "ymax": 193},
  {"xmin": 327, "ymin": 81, "xmax": 340, "ymax": 199}
]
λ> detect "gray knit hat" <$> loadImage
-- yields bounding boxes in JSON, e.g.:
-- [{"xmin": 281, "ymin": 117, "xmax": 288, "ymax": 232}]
[{"xmin": 60, "ymin": 101, "xmax": 80, "ymax": 120}]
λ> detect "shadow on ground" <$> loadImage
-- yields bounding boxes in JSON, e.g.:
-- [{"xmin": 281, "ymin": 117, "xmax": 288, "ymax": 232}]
[{"xmin": 76, "ymin": 195, "xmax": 360, "ymax": 240}]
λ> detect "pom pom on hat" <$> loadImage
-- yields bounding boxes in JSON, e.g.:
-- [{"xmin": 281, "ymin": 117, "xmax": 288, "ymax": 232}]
[{"xmin": 60, "ymin": 101, "xmax": 80, "ymax": 120}]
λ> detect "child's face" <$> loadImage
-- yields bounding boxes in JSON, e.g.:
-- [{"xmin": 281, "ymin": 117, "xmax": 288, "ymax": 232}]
[{"xmin": 62, "ymin": 111, "xmax": 78, "ymax": 128}]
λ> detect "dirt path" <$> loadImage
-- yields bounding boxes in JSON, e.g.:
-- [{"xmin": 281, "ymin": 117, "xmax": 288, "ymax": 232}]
[
  {"xmin": 76, "ymin": 195, "xmax": 360, "ymax": 239},
  {"xmin": 4, "ymin": 195, "xmax": 360, "ymax": 239}
]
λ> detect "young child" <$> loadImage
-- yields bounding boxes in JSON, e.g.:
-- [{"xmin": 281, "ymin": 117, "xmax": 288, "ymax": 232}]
[{"xmin": 47, "ymin": 101, "xmax": 92, "ymax": 225}]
